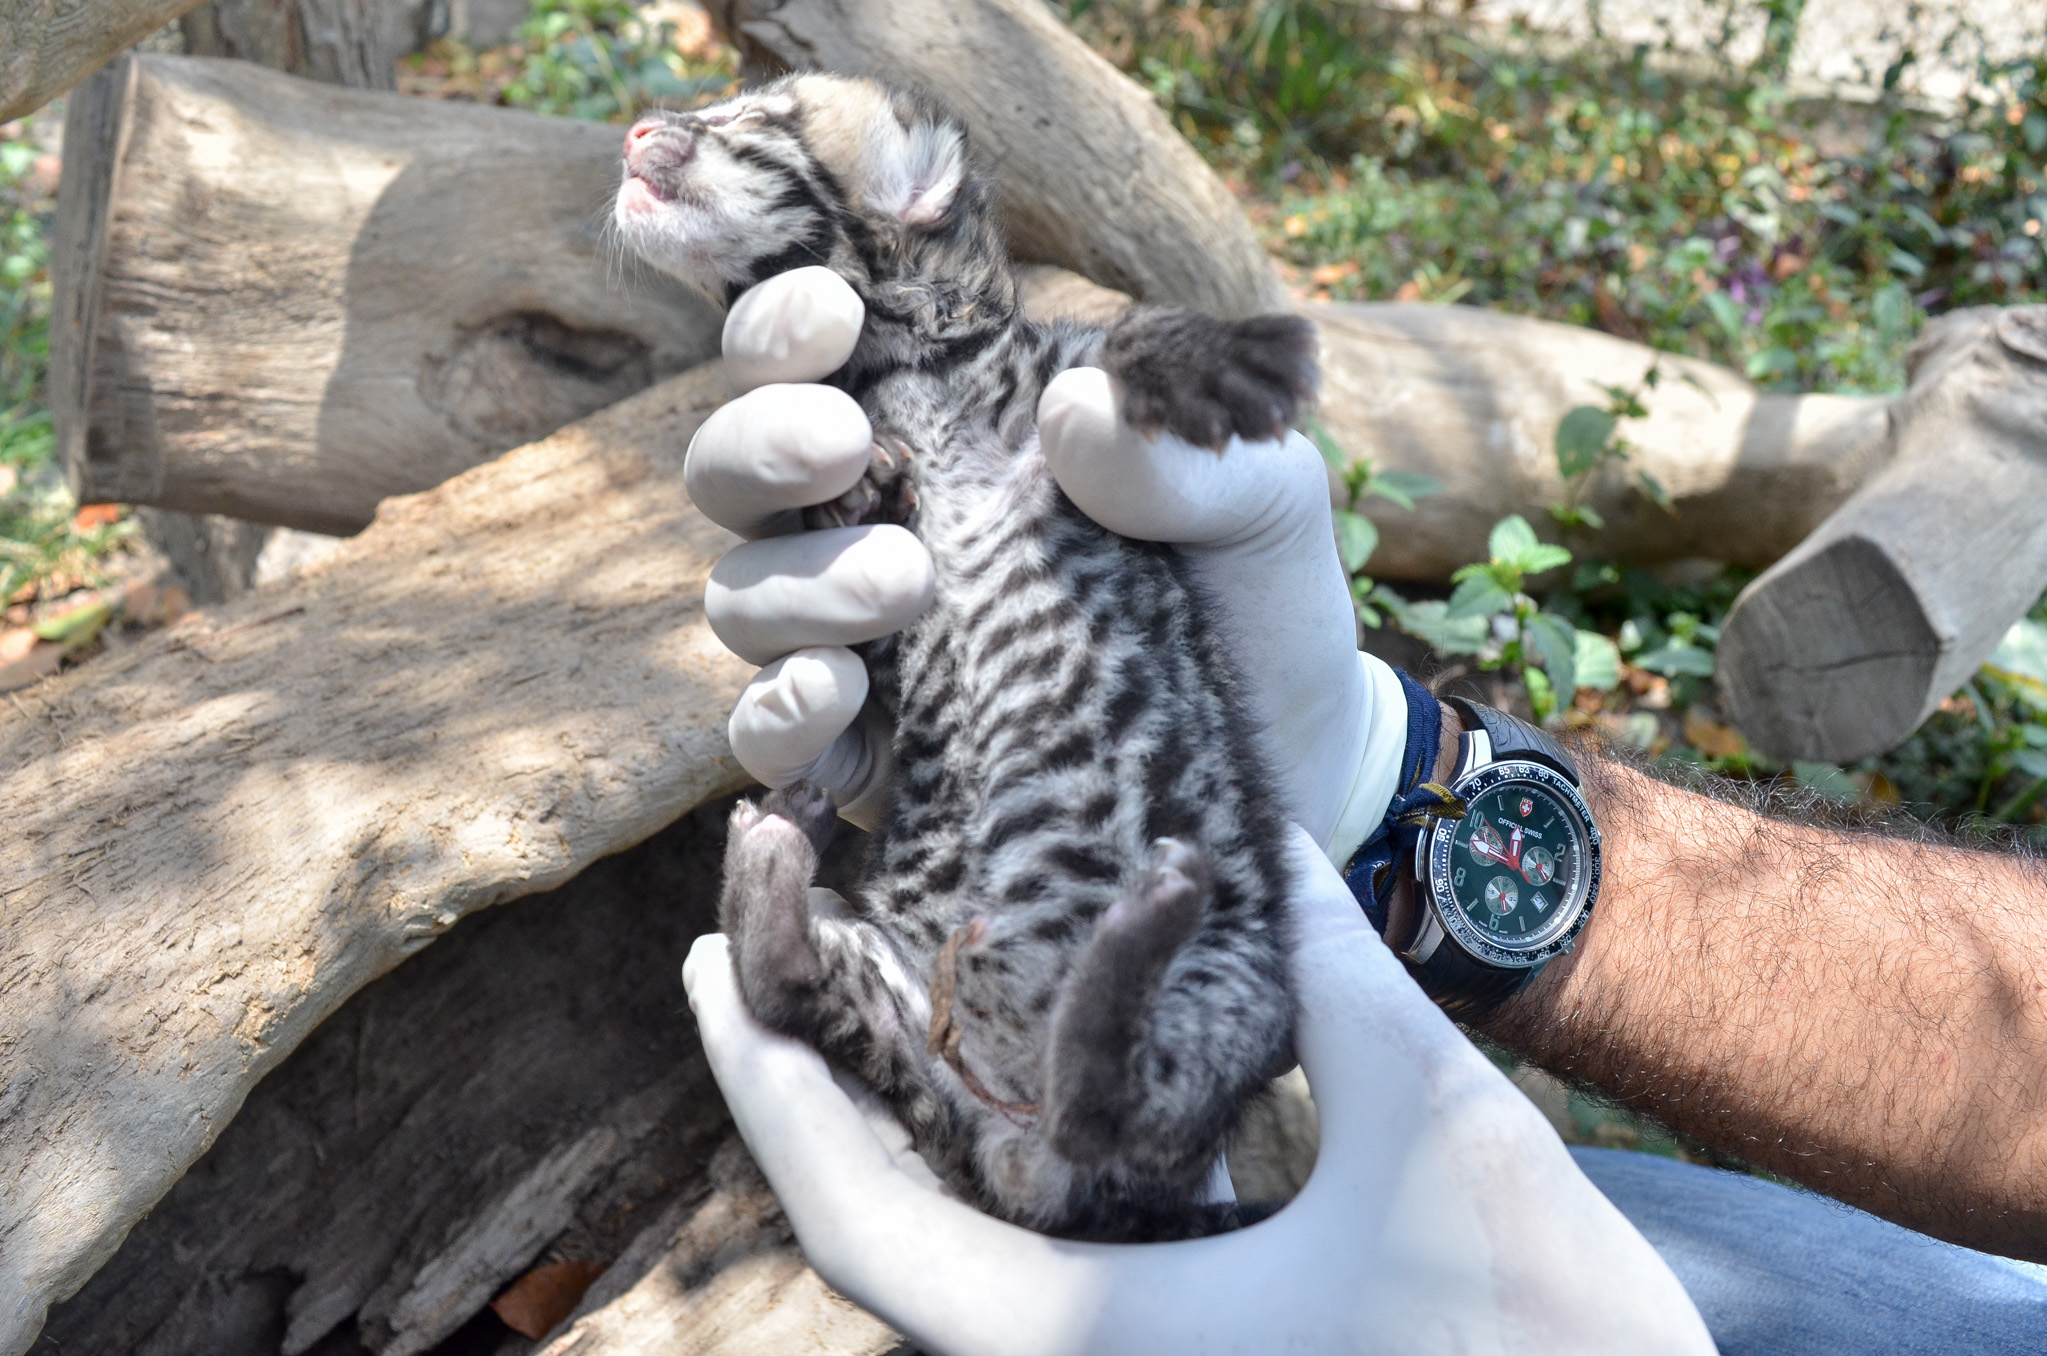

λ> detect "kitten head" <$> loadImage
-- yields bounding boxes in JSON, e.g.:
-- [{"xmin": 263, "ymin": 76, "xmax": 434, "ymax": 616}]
[{"xmin": 614, "ymin": 74, "xmax": 988, "ymax": 299}]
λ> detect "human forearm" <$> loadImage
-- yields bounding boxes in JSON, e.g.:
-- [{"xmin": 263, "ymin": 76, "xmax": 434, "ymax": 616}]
[{"xmin": 1485, "ymin": 753, "xmax": 2047, "ymax": 1259}]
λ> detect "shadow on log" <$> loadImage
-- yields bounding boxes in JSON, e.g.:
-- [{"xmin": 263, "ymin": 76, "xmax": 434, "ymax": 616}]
[
  {"xmin": 37, "ymin": 801, "xmax": 901, "ymax": 1356},
  {"xmin": 52, "ymin": 53, "xmax": 724, "ymax": 535},
  {"xmin": 0, "ymin": 364, "xmax": 750, "ymax": 1356}
]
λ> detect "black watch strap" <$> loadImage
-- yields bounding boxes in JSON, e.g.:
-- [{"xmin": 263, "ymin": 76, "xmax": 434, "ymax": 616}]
[
  {"xmin": 1444, "ymin": 695, "xmax": 1580, "ymax": 783},
  {"xmin": 1408, "ymin": 942, "xmax": 1538, "ymax": 1023}
]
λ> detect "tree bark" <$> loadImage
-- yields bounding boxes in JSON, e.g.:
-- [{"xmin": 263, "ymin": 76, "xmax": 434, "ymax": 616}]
[
  {"xmin": 0, "ymin": 363, "xmax": 752, "ymax": 1356},
  {"xmin": 179, "ymin": 0, "xmax": 431, "ymax": 90},
  {"xmin": 0, "ymin": 0, "xmax": 208, "ymax": 125},
  {"xmin": 51, "ymin": 53, "xmax": 725, "ymax": 536},
  {"xmin": 1718, "ymin": 305, "xmax": 2047, "ymax": 762},
  {"xmin": 37, "ymin": 802, "xmax": 902, "ymax": 1356}
]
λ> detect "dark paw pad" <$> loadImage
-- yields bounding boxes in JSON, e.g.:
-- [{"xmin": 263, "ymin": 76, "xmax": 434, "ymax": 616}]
[
  {"xmin": 762, "ymin": 779, "xmax": 839, "ymax": 853},
  {"xmin": 1104, "ymin": 307, "xmax": 1319, "ymax": 450},
  {"xmin": 803, "ymin": 434, "xmax": 918, "ymax": 529}
]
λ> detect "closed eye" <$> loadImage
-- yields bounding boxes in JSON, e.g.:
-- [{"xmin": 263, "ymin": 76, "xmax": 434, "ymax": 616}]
[{"xmin": 698, "ymin": 108, "xmax": 767, "ymax": 129}]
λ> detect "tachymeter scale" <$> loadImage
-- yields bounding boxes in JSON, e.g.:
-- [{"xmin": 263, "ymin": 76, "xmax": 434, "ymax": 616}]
[{"xmin": 1444, "ymin": 780, "xmax": 1583, "ymax": 945}]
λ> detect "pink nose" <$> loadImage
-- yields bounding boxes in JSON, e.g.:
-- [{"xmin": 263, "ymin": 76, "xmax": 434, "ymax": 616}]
[{"xmin": 624, "ymin": 120, "xmax": 659, "ymax": 154}]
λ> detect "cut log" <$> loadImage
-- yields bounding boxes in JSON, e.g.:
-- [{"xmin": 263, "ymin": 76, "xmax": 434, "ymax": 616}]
[
  {"xmin": 1718, "ymin": 306, "xmax": 2047, "ymax": 762},
  {"xmin": 0, "ymin": 0, "xmax": 208, "ymax": 125},
  {"xmin": 1311, "ymin": 302, "xmax": 1895, "ymax": 580},
  {"xmin": 49, "ymin": 50, "xmax": 1897, "ymax": 576},
  {"xmin": 0, "ymin": 362, "xmax": 752, "ymax": 1356},
  {"xmin": 37, "ymin": 802, "xmax": 900, "ymax": 1356},
  {"xmin": 51, "ymin": 53, "xmax": 725, "ymax": 536},
  {"xmin": 710, "ymin": 0, "xmax": 1292, "ymax": 319}
]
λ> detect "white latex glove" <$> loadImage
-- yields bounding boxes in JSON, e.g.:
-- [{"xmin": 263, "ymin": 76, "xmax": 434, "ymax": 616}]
[
  {"xmin": 694, "ymin": 266, "xmax": 1405, "ymax": 852},
  {"xmin": 683, "ymin": 828, "xmax": 1715, "ymax": 1355}
]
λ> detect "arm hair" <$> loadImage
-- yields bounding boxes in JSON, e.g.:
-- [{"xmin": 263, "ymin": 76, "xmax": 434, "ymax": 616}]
[{"xmin": 1483, "ymin": 742, "xmax": 2047, "ymax": 1260}]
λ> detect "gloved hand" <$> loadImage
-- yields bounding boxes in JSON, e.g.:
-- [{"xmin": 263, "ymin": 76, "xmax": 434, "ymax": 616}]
[
  {"xmin": 683, "ymin": 827, "xmax": 1715, "ymax": 1355},
  {"xmin": 693, "ymin": 266, "xmax": 1405, "ymax": 855}
]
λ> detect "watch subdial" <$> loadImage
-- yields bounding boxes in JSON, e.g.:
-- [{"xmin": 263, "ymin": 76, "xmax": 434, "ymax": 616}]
[
  {"xmin": 1483, "ymin": 875, "xmax": 1519, "ymax": 918},
  {"xmin": 1519, "ymin": 846, "xmax": 1556, "ymax": 887}
]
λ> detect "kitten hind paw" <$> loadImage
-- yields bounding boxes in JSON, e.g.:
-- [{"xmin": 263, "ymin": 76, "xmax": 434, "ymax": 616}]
[
  {"xmin": 1104, "ymin": 307, "xmax": 1319, "ymax": 451},
  {"xmin": 761, "ymin": 780, "xmax": 839, "ymax": 853}
]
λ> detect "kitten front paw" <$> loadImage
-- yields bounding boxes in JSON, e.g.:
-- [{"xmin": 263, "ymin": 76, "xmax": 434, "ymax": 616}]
[
  {"xmin": 803, "ymin": 434, "xmax": 918, "ymax": 529},
  {"xmin": 1103, "ymin": 306, "xmax": 1319, "ymax": 451}
]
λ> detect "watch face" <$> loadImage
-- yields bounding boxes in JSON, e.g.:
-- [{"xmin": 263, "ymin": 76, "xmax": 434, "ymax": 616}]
[{"xmin": 1428, "ymin": 763, "xmax": 1599, "ymax": 962}]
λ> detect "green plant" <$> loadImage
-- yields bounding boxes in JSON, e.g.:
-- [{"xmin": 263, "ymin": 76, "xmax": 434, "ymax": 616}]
[
  {"xmin": 1081, "ymin": 1, "xmax": 2045, "ymax": 396},
  {"xmin": 1378, "ymin": 516, "xmax": 1621, "ymax": 721},
  {"xmin": 500, "ymin": 0, "xmax": 733, "ymax": 123},
  {"xmin": 1307, "ymin": 417, "xmax": 1440, "ymax": 629},
  {"xmin": 1551, "ymin": 361, "xmax": 1677, "ymax": 530}
]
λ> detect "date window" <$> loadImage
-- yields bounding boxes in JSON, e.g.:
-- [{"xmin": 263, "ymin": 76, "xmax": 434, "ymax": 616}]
[{"xmin": 1518, "ymin": 797, "xmax": 1533, "ymax": 817}]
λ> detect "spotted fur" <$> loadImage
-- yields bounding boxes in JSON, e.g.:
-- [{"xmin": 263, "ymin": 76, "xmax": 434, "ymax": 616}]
[{"xmin": 616, "ymin": 75, "xmax": 1316, "ymax": 1240}]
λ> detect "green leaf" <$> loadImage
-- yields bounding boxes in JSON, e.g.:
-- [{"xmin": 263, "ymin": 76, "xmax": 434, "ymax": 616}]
[
  {"xmin": 1991, "ymin": 620, "xmax": 2047, "ymax": 687},
  {"xmin": 32, "ymin": 598, "xmax": 111, "ymax": 649},
  {"xmin": 1301, "ymin": 415, "xmax": 1346, "ymax": 468},
  {"xmin": 1368, "ymin": 469, "xmax": 1442, "ymax": 510},
  {"xmin": 1334, "ymin": 509, "xmax": 1379, "ymax": 574},
  {"xmin": 1635, "ymin": 469, "xmax": 1673, "ymax": 512},
  {"xmin": 1527, "ymin": 612, "xmax": 1578, "ymax": 696},
  {"xmin": 1574, "ymin": 629, "xmax": 1622, "ymax": 692},
  {"xmin": 1489, "ymin": 514, "xmax": 1540, "ymax": 562},
  {"xmin": 1793, "ymin": 761, "xmax": 1859, "ymax": 803},
  {"xmin": 1487, "ymin": 514, "xmax": 1570, "ymax": 574},
  {"xmin": 1744, "ymin": 347, "xmax": 1800, "ymax": 381},
  {"xmin": 1384, "ymin": 596, "xmax": 1490, "ymax": 655},
  {"xmin": 2027, "ymin": 110, "xmax": 2047, "ymax": 155},
  {"xmin": 1523, "ymin": 664, "xmax": 1556, "ymax": 721},
  {"xmin": 2015, "ymin": 748, "xmax": 2047, "ymax": 781},
  {"xmin": 1553, "ymin": 405, "xmax": 1617, "ymax": 478},
  {"xmin": 1446, "ymin": 572, "xmax": 1514, "ymax": 620},
  {"xmin": 1704, "ymin": 290, "xmax": 1745, "ymax": 338},
  {"xmin": 1632, "ymin": 643, "xmax": 1716, "ymax": 678}
]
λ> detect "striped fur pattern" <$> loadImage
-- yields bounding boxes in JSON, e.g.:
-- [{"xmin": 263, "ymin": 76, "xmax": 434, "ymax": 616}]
[{"xmin": 616, "ymin": 75, "xmax": 1317, "ymax": 1239}]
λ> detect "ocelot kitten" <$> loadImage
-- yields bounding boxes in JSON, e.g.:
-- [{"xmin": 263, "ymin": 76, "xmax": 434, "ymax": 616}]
[{"xmin": 614, "ymin": 74, "xmax": 1318, "ymax": 1241}]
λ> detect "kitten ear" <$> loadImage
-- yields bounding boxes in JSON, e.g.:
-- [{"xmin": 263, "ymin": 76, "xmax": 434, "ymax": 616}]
[{"xmin": 867, "ymin": 118, "xmax": 966, "ymax": 228}]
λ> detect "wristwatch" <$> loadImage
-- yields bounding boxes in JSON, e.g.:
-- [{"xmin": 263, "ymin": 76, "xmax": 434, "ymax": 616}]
[{"xmin": 1345, "ymin": 678, "xmax": 1602, "ymax": 1021}]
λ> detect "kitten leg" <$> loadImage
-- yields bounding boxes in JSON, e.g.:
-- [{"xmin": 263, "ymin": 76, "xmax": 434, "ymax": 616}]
[
  {"xmin": 802, "ymin": 432, "xmax": 918, "ymax": 529},
  {"xmin": 1103, "ymin": 305, "xmax": 1319, "ymax": 451},
  {"xmin": 1042, "ymin": 837, "xmax": 1211, "ymax": 1168},
  {"xmin": 719, "ymin": 783, "xmax": 933, "ymax": 1101}
]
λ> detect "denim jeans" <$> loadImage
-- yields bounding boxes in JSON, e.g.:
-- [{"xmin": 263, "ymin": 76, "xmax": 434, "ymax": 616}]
[{"xmin": 1572, "ymin": 1147, "xmax": 2047, "ymax": 1355}]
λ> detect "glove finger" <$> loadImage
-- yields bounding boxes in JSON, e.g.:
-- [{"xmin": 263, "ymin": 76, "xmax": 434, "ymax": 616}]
[
  {"xmin": 728, "ymin": 646, "xmax": 870, "ymax": 789},
  {"xmin": 1037, "ymin": 365, "xmax": 1326, "ymax": 548},
  {"xmin": 707, "ymin": 524, "xmax": 935, "ymax": 667},
  {"xmin": 686, "ymin": 383, "xmax": 874, "ymax": 540},
  {"xmin": 722, "ymin": 266, "xmax": 865, "ymax": 393}
]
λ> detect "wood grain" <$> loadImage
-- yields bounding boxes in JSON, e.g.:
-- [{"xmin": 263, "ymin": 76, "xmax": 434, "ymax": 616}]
[
  {"xmin": 1719, "ymin": 305, "xmax": 2047, "ymax": 761},
  {"xmin": 52, "ymin": 54, "xmax": 725, "ymax": 534},
  {"xmin": 0, "ymin": 363, "xmax": 751, "ymax": 1356}
]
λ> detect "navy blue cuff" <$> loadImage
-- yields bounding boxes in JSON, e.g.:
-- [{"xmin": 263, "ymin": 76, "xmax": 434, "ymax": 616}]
[{"xmin": 1342, "ymin": 670, "xmax": 1444, "ymax": 935}]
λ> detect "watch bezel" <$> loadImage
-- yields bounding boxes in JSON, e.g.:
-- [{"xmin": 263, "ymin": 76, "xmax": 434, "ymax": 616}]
[{"xmin": 1419, "ymin": 759, "xmax": 1601, "ymax": 968}]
